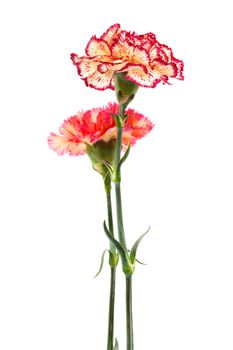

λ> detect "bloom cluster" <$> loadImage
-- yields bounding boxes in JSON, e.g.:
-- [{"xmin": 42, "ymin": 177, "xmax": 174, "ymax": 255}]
[
  {"xmin": 71, "ymin": 23, "xmax": 184, "ymax": 90},
  {"xmin": 48, "ymin": 102, "xmax": 154, "ymax": 156}
]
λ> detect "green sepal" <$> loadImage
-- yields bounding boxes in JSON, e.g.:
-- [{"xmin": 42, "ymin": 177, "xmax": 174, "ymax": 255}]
[
  {"xmin": 114, "ymin": 72, "xmax": 139, "ymax": 108},
  {"xmin": 113, "ymin": 338, "xmax": 119, "ymax": 350},
  {"xmin": 86, "ymin": 140, "xmax": 116, "ymax": 177},
  {"xmin": 130, "ymin": 226, "xmax": 150, "ymax": 264}
]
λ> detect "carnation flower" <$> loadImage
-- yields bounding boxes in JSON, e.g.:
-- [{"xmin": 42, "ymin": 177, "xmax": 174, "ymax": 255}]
[
  {"xmin": 48, "ymin": 102, "xmax": 153, "ymax": 174},
  {"xmin": 48, "ymin": 103, "xmax": 153, "ymax": 156},
  {"xmin": 71, "ymin": 23, "xmax": 184, "ymax": 90}
]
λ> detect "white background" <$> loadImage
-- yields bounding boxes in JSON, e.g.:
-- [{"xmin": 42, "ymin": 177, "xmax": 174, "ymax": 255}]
[{"xmin": 0, "ymin": 0, "xmax": 233, "ymax": 349}]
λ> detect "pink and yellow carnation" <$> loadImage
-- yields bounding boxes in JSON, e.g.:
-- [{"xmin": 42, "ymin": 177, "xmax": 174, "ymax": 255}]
[
  {"xmin": 71, "ymin": 24, "xmax": 184, "ymax": 90},
  {"xmin": 48, "ymin": 102, "xmax": 154, "ymax": 156}
]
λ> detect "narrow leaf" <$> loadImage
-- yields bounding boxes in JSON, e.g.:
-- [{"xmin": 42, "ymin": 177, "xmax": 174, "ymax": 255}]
[
  {"xmin": 127, "ymin": 249, "xmax": 147, "ymax": 265},
  {"xmin": 130, "ymin": 226, "xmax": 150, "ymax": 263},
  {"xmin": 117, "ymin": 145, "xmax": 131, "ymax": 169},
  {"xmin": 103, "ymin": 221, "xmax": 128, "ymax": 266},
  {"xmin": 135, "ymin": 257, "xmax": 147, "ymax": 265},
  {"xmin": 113, "ymin": 338, "xmax": 119, "ymax": 350},
  {"xmin": 93, "ymin": 249, "xmax": 109, "ymax": 278},
  {"xmin": 110, "ymin": 113, "xmax": 121, "ymax": 127}
]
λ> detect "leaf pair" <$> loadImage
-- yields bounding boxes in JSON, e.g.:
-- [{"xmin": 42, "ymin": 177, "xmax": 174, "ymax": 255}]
[{"xmin": 103, "ymin": 221, "xmax": 150, "ymax": 276}]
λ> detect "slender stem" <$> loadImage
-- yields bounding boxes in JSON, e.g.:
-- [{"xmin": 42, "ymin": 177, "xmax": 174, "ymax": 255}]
[
  {"xmin": 106, "ymin": 191, "xmax": 114, "ymax": 237},
  {"xmin": 106, "ymin": 189, "xmax": 117, "ymax": 350},
  {"xmin": 115, "ymin": 181, "xmax": 127, "ymax": 248},
  {"xmin": 126, "ymin": 275, "xmax": 134, "ymax": 350},
  {"xmin": 114, "ymin": 105, "xmax": 127, "ymax": 249},
  {"xmin": 107, "ymin": 267, "xmax": 116, "ymax": 350},
  {"xmin": 113, "ymin": 104, "xmax": 134, "ymax": 349},
  {"xmin": 114, "ymin": 126, "xmax": 123, "ymax": 170}
]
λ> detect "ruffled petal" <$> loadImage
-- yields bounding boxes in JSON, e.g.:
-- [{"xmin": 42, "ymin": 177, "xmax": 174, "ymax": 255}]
[
  {"xmin": 84, "ymin": 70, "xmax": 114, "ymax": 90},
  {"xmin": 151, "ymin": 60, "xmax": 178, "ymax": 78},
  {"xmin": 70, "ymin": 53, "xmax": 80, "ymax": 65},
  {"xmin": 58, "ymin": 115, "xmax": 82, "ymax": 138},
  {"xmin": 66, "ymin": 142, "xmax": 86, "ymax": 156},
  {"xmin": 111, "ymin": 40, "xmax": 128, "ymax": 59},
  {"xmin": 122, "ymin": 108, "xmax": 154, "ymax": 145},
  {"xmin": 148, "ymin": 46, "xmax": 160, "ymax": 61},
  {"xmin": 77, "ymin": 59, "xmax": 99, "ymax": 78},
  {"xmin": 159, "ymin": 44, "xmax": 173, "ymax": 63},
  {"xmin": 173, "ymin": 59, "xmax": 184, "ymax": 80},
  {"xmin": 48, "ymin": 133, "xmax": 71, "ymax": 155},
  {"xmin": 85, "ymin": 36, "xmax": 111, "ymax": 56},
  {"xmin": 130, "ymin": 46, "xmax": 150, "ymax": 66},
  {"xmin": 125, "ymin": 66, "xmax": 160, "ymax": 87},
  {"xmin": 101, "ymin": 23, "xmax": 121, "ymax": 45}
]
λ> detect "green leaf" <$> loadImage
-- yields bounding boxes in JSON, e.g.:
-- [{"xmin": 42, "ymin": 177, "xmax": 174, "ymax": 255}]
[
  {"xmin": 117, "ymin": 145, "xmax": 131, "ymax": 169},
  {"xmin": 135, "ymin": 257, "xmax": 147, "ymax": 265},
  {"xmin": 130, "ymin": 226, "xmax": 150, "ymax": 263},
  {"xmin": 93, "ymin": 249, "xmax": 109, "ymax": 278},
  {"xmin": 127, "ymin": 250, "xmax": 147, "ymax": 265},
  {"xmin": 103, "ymin": 221, "xmax": 128, "ymax": 267},
  {"xmin": 113, "ymin": 338, "xmax": 119, "ymax": 350},
  {"xmin": 110, "ymin": 113, "xmax": 122, "ymax": 128}
]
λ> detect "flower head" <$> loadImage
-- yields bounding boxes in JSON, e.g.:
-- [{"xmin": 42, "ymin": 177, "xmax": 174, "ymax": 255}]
[
  {"xmin": 48, "ymin": 102, "xmax": 153, "ymax": 158},
  {"xmin": 71, "ymin": 24, "xmax": 184, "ymax": 91}
]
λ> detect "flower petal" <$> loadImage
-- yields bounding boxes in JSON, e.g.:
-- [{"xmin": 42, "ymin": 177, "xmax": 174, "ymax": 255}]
[
  {"xmin": 159, "ymin": 44, "xmax": 173, "ymax": 63},
  {"xmin": 70, "ymin": 53, "xmax": 80, "ymax": 64},
  {"xmin": 101, "ymin": 23, "xmax": 121, "ymax": 45},
  {"xmin": 48, "ymin": 133, "xmax": 70, "ymax": 155},
  {"xmin": 84, "ymin": 70, "xmax": 114, "ymax": 90},
  {"xmin": 59, "ymin": 115, "xmax": 82, "ymax": 138},
  {"xmin": 151, "ymin": 60, "xmax": 178, "ymax": 78},
  {"xmin": 173, "ymin": 59, "xmax": 184, "ymax": 80},
  {"xmin": 125, "ymin": 66, "xmax": 160, "ymax": 87},
  {"xmin": 111, "ymin": 40, "xmax": 128, "ymax": 59},
  {"xmin": 77, "ymin": 59, "xmax": 99, "ymax": 78},
  {"xmin": 85, "ymin": 36, "xmax": 111, "ymax": 56},
  {"xmin": 130, "ymin": 46, "xmax": 150, "ymax": 66},
  {"xmin": 67, "ymin": 142, "xmax": 86, "ymax": 156}
]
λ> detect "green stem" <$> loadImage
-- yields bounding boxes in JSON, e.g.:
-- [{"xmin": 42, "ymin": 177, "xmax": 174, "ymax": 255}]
[
  {"xmin": 115, "ymin": 181, "xmax": 127, "ymax": 248},
  {"xmin": 106, "ymin": 188, "xmax": 117, "ymax": 350},
  {"xmin": 126, "ymin": 275, "xmax": 134, "ymax": 350},
  {"xmin": 107, "ymin": 267, "xmax": 116, "ymax": 350},
  {"xmin": 115, "ymin": 126, "xmax": 123, "ymax": 171},
  {"xmin": 113, "ymin": 104, "xmax": 134, "ymax": 349},
  {"xmin": 106, "ymin": 191, "xmax": 114, "ymax": 236},
  {"xmin": 114, "ymin": 104, "xmax": 127, "ymax": 250}
]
